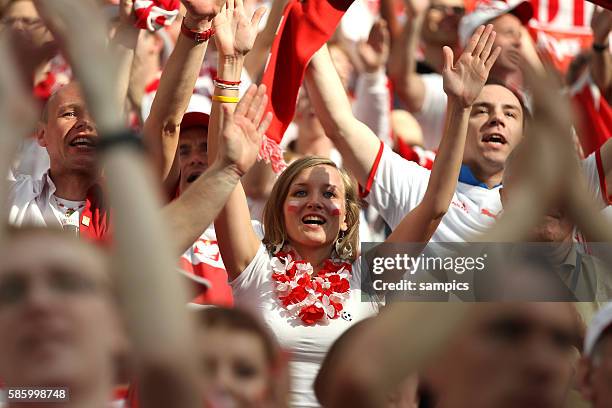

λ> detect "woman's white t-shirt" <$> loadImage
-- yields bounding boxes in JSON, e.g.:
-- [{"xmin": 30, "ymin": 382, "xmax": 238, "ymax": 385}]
[{"xmin": 231, "ymin": 244, "xmax": 381, "ymax": 407}]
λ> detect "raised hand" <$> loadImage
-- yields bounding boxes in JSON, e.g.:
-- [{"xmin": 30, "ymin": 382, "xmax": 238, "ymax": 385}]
[
  {"xmin": 357, "ymin": 20, "xmax": 390, "ymax": 73},
  {"xmin": 181, "ymin": 0, "xmax": 227, "ymax": 21},
  {"xmin": 213, "ymin": 0, "xmax": 266, "ymax": 57},
  {"xmin": 591, "ymin": 6, "xmax": 612, "ymax": 44},
  {"xmin": 442, "ymin": 24, "xmax": 501, "ymax": 108},
  {"xmin": 217, "ymin": 84, "xmax": 272, "ymax": 175}
]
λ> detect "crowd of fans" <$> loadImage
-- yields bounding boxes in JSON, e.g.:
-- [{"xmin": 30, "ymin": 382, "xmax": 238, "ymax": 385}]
[{"xmin": 0, "ymin": 0, "xmax": 611, "ymax": 407}]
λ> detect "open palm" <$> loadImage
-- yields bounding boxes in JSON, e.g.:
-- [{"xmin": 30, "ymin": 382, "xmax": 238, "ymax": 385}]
[
  {"xmin": 181, "ymin": 0, "xmax": 227, "ymax": 20},
  {"xmin": 213, "ymin": 0, "xmax": 266, "ymax": 57},
  {"xmin": 442, "ymin": 25, "xmax": 501, "ymax": 108},
  {"xmin": 218, "ymin": 85, "xmax": 272, "ymax": 175}
]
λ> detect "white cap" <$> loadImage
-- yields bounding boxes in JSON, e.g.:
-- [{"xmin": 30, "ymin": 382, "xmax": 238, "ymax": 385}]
[
  {"xmin": 585, "ymin": 303, "xmax": 612, "ymax": 356},
  {"xmin": 459, "ymin": 0, "xmax": 534, "ymax": 47}
]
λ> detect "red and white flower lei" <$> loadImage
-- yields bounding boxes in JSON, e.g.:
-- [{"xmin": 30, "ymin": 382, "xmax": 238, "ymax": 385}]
[{"xmin": 271, "ymin": 251, "xmax": 352, "ymax": 325}]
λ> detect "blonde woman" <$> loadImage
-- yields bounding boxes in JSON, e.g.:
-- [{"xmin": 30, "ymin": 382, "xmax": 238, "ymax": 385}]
[{"xmin": 200, "ymin": 9, "xmax": 501, "ymax": 405}]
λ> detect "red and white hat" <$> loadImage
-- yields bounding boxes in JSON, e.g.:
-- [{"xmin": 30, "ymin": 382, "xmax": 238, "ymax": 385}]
[
  {"xmin": 142, "ymin": 91, "xmax": 212, "ymax": 130},
  {"xmin": 180, "ymin": 94, "xmax": 211, "ymax": 132},
  {"xmin": 585, "ymin": 303, "xmax": 612, "ymax": 356},
  {"xmin": 458, "ymin": 0, "xmax": 534, "ymax": 47}
]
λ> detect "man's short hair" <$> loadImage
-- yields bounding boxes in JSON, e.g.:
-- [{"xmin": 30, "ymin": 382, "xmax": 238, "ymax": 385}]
[{"xmin": 484, "ymin": 77, "xmax": 532, "ymax": 121}]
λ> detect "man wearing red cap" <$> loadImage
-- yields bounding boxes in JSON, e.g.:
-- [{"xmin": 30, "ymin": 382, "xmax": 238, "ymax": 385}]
[{"xmin": 143, "ymin": 0, "xmax": 264, "ymax": 306}]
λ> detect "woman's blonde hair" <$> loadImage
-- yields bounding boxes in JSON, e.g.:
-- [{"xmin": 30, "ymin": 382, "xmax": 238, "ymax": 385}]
[{"xmin": 262, "ymin": 157, "xmax": 360, "ymax": 263}]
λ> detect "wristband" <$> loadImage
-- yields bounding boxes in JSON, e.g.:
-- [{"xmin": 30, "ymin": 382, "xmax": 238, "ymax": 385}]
[
  {"xmin": 180, "ymin": 21, "xmax": 215, "ymax": 43},
  {"xmin": 213, "ymin": 80, "xmax": 240, "ymax": 91},
  {"xmin": 593, "ymin": 42, "xmax": 609, "ymax": 53},
  {"xmin": 97, "ymin": 130, "xmax": 144, "ymax": 154},
  {"xmin": 213, "ymin": 77, "xmax": 241, "ymax": 86},
  {"xmin": 212, "ymin": 95, "xmax": 240, "ymax": 103}
]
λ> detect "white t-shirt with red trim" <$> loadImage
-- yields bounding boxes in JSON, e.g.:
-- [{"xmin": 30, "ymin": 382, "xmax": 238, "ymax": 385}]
[{"xmin": 362, "ymin": 143, "xmax": 609, "ymax": 242}]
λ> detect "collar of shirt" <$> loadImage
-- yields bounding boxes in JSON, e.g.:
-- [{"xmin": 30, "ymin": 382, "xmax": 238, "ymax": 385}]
[
  {"xmin": 458, "ymin": 164, "xmax": 502, "ymax": 189},
  {"xmin": 41, "ymin": 170, "xmax": 110, "ymax": 242}
]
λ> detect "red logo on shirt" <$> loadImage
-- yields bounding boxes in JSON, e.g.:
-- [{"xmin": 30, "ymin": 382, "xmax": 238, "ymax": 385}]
[
  {"xmin": 451, "ymin": 200, "xmax": 469, "ymax": 213},
  {"xmin": 481, "ymin": 208, "xmax": 498, "ymax": 219}
]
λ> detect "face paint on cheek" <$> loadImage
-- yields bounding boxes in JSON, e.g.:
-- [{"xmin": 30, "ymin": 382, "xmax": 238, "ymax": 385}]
[
  {"xmin": 286, "ymin": 200, "xmax": 300, "ymax": 213},
  {"xmin": 327, "ymin": 202, "xmax": 341, "ymax": 216}
]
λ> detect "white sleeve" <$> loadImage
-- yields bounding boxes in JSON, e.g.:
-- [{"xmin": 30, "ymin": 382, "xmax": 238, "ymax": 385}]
[
  {"xmin": 6, "ymin": 173, "xmax": 35, "ymax": 226},
  {"xmin": 353, "ymin": 69, "xmax": 392, "ymax": 147},
  {"xmin": 229, "ymin": 244, "xmax": 270, "ymax": 308},
  {"xmin": 413, "ymin": 73, "xmax": 447, "ymax": 150},
  {"xmin": 582, "ymin": 149, "xmax": 609, "ymax": 209},
  {"xmin": 362, "ymin": 144, "xmax": 431, "ymax": 229}
]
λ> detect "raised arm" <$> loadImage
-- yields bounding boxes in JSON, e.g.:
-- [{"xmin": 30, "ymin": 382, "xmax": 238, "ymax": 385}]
[
  {"xmin": 378, "ymin": 0, "xmax": 402, "ymax": 45},
  {"xmin": 111, "ymin": 0, "xmax": 140, "ymax": 116},
  {"xmin": 208, "ymin": 0, "xmax": 267, "ymax": 279},
  {"xmin": 0, "ymin": 36, "xmax": 38, "ymax": 238},
  {"xmin": 142, "ymin": 0, "xmax": 223, "ymax": 193},
  {"xmin": 387, "ymin": 0, "xmax": 429, "ymax": 113},
  {"xmin": 162, "ymin": 87, "xmax": 271, "ymax": 254},
  {"xmin": 593, "ymin": 9, "xmax": 612, "ymax": 198},
  {"xmin": 590, "ymin": 7, "xmax": 612, "ymax": 96},
  {"xmin": 304, "ymin": 44, "xmax": 381, "ymax": 185},
  {"xmin": 354, "ymin": 20, "xmax": 393, "ymax": 147},
  {"xmin": 386, "ymin": 25, "xmax": 500, "ymax": 243},
  {"xmin": 599, "ymin": 125, "xmax": 612, "ymax": 196},
  {"xmin": 34, "ymin": 2, "xmax": 201, "ymax": 406},
  {"xmin": 242, "ymin": 0, "xmax": 286, "ymax": 80}
]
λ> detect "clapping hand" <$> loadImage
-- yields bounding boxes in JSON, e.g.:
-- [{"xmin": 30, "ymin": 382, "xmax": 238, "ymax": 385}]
[{"xmin": 357, "ymin": 20, "xmax": 390, "ymax": 73}]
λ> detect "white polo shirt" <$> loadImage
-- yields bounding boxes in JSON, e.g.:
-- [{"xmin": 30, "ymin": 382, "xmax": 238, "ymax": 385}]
[
  {"xmin": 361, "ymin": 143, "xmax": 609, "ymax": 242},
  {"xmin": 7, "ymin": 170, "xmax": 110, "ymax": 241}
]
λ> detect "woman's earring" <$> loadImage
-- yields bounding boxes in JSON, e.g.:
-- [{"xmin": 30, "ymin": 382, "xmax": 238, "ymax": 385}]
[
  {"xmin": 272, "ymin": 240, "xmax": 285, "ymax": 255},
  {"xmin": 335, "ymin": 232, "xmax": 353, "ymax": 260}
]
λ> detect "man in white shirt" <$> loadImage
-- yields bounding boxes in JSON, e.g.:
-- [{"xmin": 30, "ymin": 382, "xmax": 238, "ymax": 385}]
[
  {"xmin": 306, "ymin": 44, "xmax": 612, "ymax": 242},
  {"xmin": 9, "ymin": 82, "xmax": 110, "ymax": 241},
  {"xmin": 391, "ymin": 0, "xmax": 534, "ymax": 149}
]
